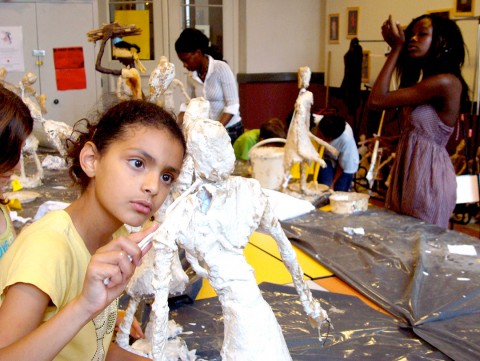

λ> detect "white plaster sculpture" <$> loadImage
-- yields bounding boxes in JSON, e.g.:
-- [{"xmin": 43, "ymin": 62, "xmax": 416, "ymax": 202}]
[
  {"xmin": 1, "ymin": 69, "xmax": 42, "ymax": 187},
  {"xmin": 12, "ymin": 134, "xmax": 43, "ymax": 188},
  {"xmin": 121, "ymin": 116, "xmax": 328, "ymax": 361},
  {"xmin": 148, "ymin": 56, "xmax": 191, "ymax": 113},
  {"xmin": 282, "ymin": 66, "xmax": 338, "ymax": 195},
  {"xmin": 116, "ymin": 98, "xmax": 211, "ymax": 360},
  {"xmin": 19, "ymin": 72, "xmax": 74, "ymax": 160},
  {"xmin": 115, "ymin": 240, "xmax": 195, "ymax": 360},
  {"xmin": 0, "ymin": 67, "xmax": 21, "ymax": 94},
  {"xmin": 88, "ymin": 23, "xmax": 145, "ymax": 101}
]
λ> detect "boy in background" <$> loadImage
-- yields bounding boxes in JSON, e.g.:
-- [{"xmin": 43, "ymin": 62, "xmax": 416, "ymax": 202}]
[
  {"xmin": 234, "ymin": 117, "xmax": 286, "ymax": 161},
  {"xmin": 316, "ymin": 114, "xmax": 359, "ymax": 191}
]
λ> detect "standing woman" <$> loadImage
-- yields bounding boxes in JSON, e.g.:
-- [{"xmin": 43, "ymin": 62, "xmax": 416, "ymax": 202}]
[
  {"xmin": 368, "ymin": 14, "xmax": 469, "ymax": 228},
  {"xmin": 175, "ymin": 28, "xmax": 244, "ymax": 144}
]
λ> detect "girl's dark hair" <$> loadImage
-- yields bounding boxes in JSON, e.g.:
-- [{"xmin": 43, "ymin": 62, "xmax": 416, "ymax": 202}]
[
  {"xmin": 175, "ymin": 27, "xmax": 223, "ymax": 60},
  {"xmin": 318, "ymin": 113, "xmax": 346, "ymax": 140},
  {"xmin": 397, "ymin": 14, "xmax": 469, "ymax": 110},
  {"xmin": 67, "ymin": 100, "xmax": 186, "ymax": 192},
  {"xmin": 0, "ymin": 86, "xmax": 33, "ymax": 204}
]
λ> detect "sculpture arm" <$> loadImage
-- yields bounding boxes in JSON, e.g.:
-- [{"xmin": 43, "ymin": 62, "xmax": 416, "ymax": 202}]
[
  {"xmin": 95, "ymin": 35, "xmax": 121, "ymax": 76},
  {"xmin": 185, "ymin": 251, "xmax": 208, "ymax": 279},
  {"xmin": 171, "ymin": 79, "xmax": 191, "ymax": 103},
  {"xmin": 309, "ymin": 133, "xmax": 339, "ymax": 157}
]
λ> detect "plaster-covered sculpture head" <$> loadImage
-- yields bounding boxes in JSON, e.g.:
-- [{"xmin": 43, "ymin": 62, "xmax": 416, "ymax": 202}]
[
  {"xmin": 188, "ymin": 118, "xmax": 235, "ymax": 181},
  {"xmin": 21, "ymin": 72, "xmax": 37, "ymax": 86},
  {"xmin": 298, "ymin": 66, "xmax": 311, "ymax": 89},
  {"xmin": 183, "ymin": 97, "xmax": 210, "ymax": 128},
  {"xmin": 157, "ymin": 56, "xmax": 176, "ymax": 92}
]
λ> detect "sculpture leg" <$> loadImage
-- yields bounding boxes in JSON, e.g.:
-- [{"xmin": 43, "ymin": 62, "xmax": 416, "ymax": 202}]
[
  {"xmin": 116, "ymin": 297, "xmax": 140, "ymax": 349},
  {"xmin": 32, "ymin": 150, "xmax": 43, "ymax": 180},
  {"xmin": 300, "ymin": 162, "xmax": 310, "ymax": 194},
  {"xmin": 151, "ymin": 241, "xmax": 176, "ymax": 361}
]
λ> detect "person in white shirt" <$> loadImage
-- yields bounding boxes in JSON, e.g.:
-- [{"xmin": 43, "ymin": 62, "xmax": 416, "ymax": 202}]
[{"xmin": 175, "ymin": 28, "xmax": 244, "ymax": 144}]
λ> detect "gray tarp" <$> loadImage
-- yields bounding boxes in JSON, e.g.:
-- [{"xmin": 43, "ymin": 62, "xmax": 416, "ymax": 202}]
[
  {"xmin": 172, "ymin": 283, "xmax": 450, "ymax": 360},
  {"xmin": 281, "ymin": 207, "xmax": 480, "ymax": 361}
]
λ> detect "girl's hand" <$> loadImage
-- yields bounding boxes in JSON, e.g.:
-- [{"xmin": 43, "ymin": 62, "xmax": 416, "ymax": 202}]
[
  {"xmin": 381, "ymin": 15, "xmax": 404, "ymax": 50},
  {"xmin": 77, "ymin": 224, "xmax": 158, "ymax": 317}
]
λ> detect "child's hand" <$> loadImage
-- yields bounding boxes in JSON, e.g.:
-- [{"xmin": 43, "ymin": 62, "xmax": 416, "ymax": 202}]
[{"xmin": 77, "ymin": 224, "xmax": 158, "ymax": 317}]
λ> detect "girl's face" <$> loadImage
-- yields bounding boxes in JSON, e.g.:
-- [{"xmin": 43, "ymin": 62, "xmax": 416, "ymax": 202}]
[
  {"xmin": 90, "ymin": 125, "xmax": 184, "ymax": 227},
  {"xmin": 407, "ymin": 18, "xmax": 433, "ymax": 58},
  {"xmin": 177, "ymin": 49, "xmax": 203, "ymax": 72}
]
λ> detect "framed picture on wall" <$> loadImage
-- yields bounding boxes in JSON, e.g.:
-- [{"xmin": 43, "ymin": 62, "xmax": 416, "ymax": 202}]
[
  {"xmin": 347, "ymin": 7, "xmax": 359, "ymax": 38},
  {"xmin": 328, "ymin": 13, "xmax": 340, "ymax": 44},
  {"xmin": 455, "ymin": 0, "xmax": 474, "ymax": 16},
  {"xmin": 361, "ymin": 50, "xmax": 370, "ymax": 83}
]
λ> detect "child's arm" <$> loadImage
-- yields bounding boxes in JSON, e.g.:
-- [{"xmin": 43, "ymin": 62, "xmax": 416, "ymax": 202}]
[{"xmin": 0, "ymin": 226, "xmax": 156, "ymax": 361}]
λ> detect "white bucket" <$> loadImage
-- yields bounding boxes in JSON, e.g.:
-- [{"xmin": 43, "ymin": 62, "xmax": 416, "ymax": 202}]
[{"xmin": 248, "ymin": 138, "xmax": 286, "ymax": 190}]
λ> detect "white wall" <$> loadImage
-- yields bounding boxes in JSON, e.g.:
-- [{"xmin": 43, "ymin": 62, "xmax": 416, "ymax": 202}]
[
  {"xmin": 239, "ymin": 0, "xmax": 325, "ymax": 73},
  {"xmin": 45, "ymin": 0, "xmax": 479, "ymax": 106},
  {"xmin": 325, "ymin": 0, "xmax": 479, "ymax": 99}
]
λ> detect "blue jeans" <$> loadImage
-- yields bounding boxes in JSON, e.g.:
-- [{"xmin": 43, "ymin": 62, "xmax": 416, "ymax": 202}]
[
  {"xmin": 317, "ymin": 159, "xmax": 354, "ymax": 192},
  {"xmin": 226, "ymin": 121, "xmax": 244, "ymax": 144}
]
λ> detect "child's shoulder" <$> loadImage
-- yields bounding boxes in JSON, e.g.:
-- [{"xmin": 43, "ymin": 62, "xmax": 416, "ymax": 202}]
[{"xmin": 16, "ymin": 210, "xmax": 73, "ymax": 246}]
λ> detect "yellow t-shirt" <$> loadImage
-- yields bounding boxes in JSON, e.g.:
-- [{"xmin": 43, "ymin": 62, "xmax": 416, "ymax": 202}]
[{"xmin": 0, "ymin": 210, "xmax": 117, "ymax": 361}]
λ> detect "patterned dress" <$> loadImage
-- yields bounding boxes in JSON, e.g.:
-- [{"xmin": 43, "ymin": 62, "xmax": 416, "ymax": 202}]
[{"xmin": 386, "ymin": 104, "xmax": 456, "ymax": 228}]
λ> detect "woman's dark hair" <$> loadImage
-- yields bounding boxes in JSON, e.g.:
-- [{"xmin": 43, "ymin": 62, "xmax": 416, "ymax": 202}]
[
  {"xmin": 0, "ymin": 86, "xmax": 33, "ymax": 204},
  {"xmin": 318, "ymin": 113, "xmax": 346, "ymax": 140},
  {"xmin": 67, "ymin": 100, "xmax": 186, "ymax": 192},
  {"xmin": 175, "ymin": 27, "xmax": 223, "ymax": 60},
  {"xmin": 396, "ymin": 14, "xmax": 469, "ymax": 110}
]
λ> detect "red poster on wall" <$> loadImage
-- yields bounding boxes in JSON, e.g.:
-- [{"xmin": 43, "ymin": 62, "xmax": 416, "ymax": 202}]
[{"xmin": 53, "ymin": 47, "xmax": 86, "ymax": 90}]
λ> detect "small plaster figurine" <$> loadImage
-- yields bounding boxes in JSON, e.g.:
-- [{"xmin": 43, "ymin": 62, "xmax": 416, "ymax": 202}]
[
  {"xmin": 282, "ymin": 66, "xmax": 338, "ymax": 195},
  {"xmin": 148, "ymin": 56, "xmax": 191, "ymax": 114},
  {"xmin": 88, "ymin": 23, "xmax": 145, "ymax": 100}
]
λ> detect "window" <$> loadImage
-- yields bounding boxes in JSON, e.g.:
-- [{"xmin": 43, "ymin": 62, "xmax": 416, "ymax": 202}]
[
  {"xmin": 181, "ymin": 0, "xmax": 223, "ymax": 57},
  {"xmin": 108, "ymin": 0, "xmax": 154, "ymax": 60}
]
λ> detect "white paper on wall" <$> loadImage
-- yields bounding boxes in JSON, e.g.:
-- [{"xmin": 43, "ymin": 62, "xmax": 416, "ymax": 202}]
[{"xmin": 0, "ymin": 26, "xmax": 25, "ymax": 72}]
